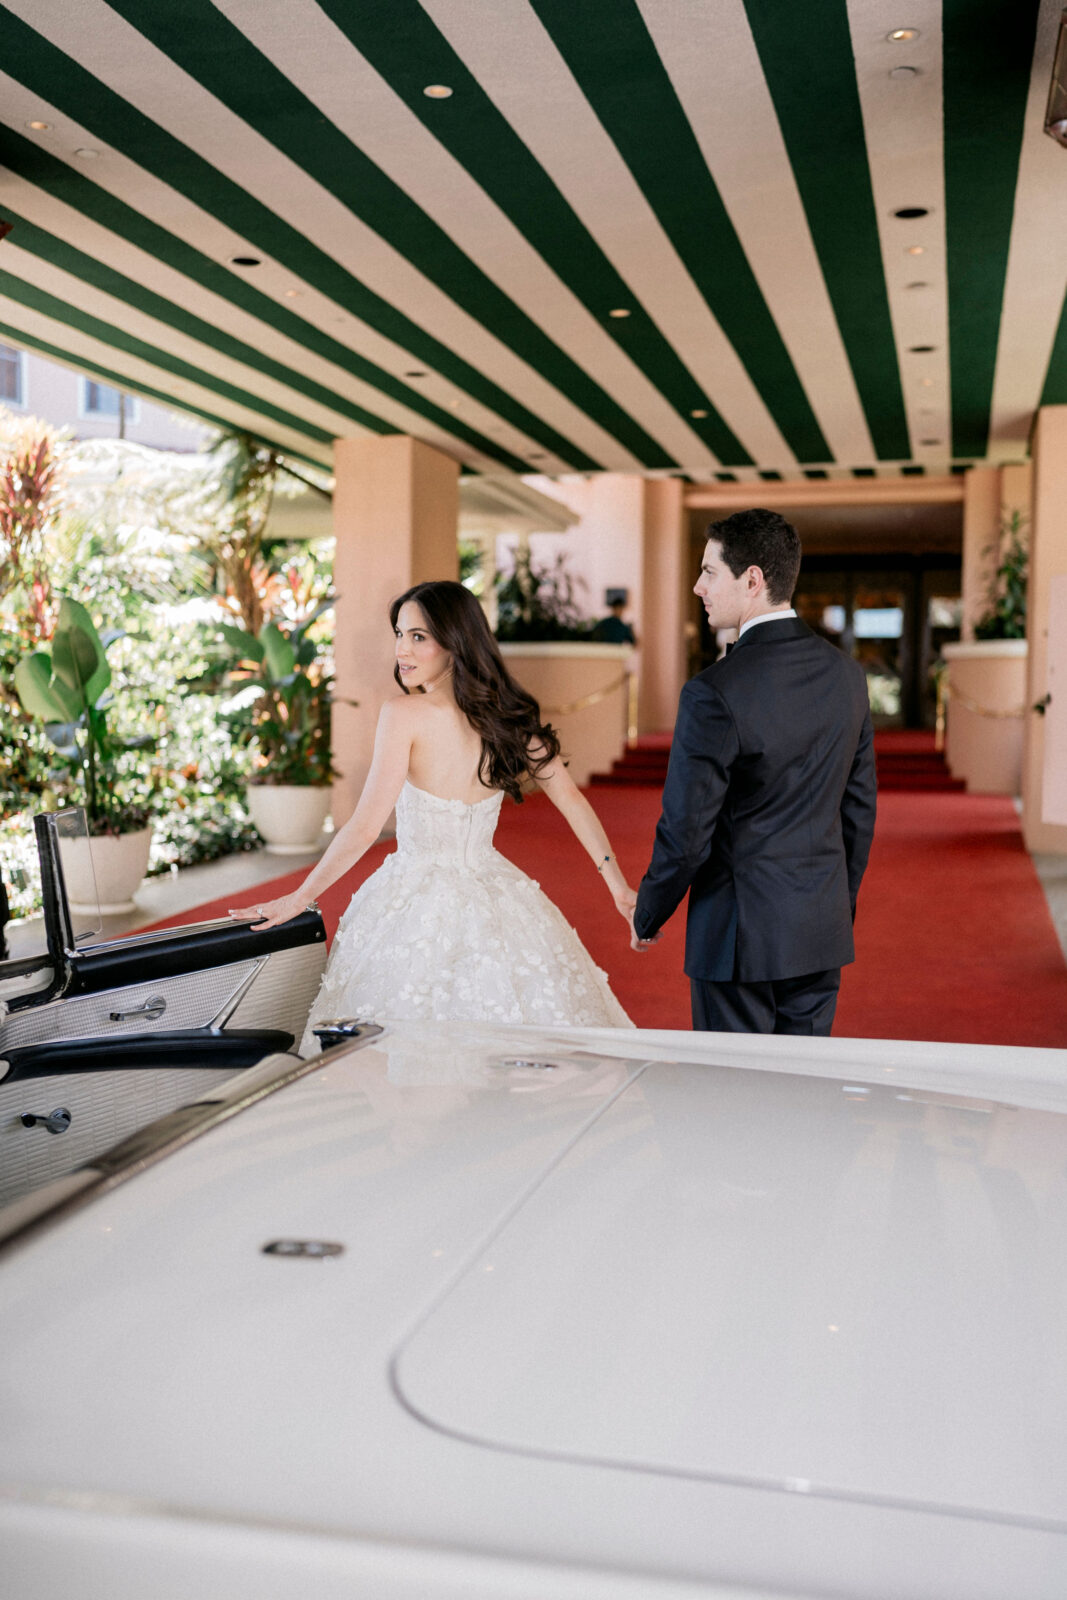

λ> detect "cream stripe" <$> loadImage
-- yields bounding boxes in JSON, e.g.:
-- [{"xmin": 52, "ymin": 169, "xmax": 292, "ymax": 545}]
[
  {"xmin": 216, "ymin": 0, "xmax": 696, "ymax": 467},
  {"xmin": 0, "ymin": 2, "xmax": 646, "ymax": 471},
  {"xmin": 0, "ymin": 296, "xmax": 334, "ymax": 464},
  {"xmin": 419, "ymin": 0, "xmax": 793, "ymax": 467},
  {"xmin": 847, "ymin": 0, "xmax": 948, "ymax": 470},
  {"xmin": 0, "ymin": 243, "xmax": 368, "ymax": 441},
  {"xmin": 0, "ymin": 75, "xmax": 536, "ymax": 462},
  {"xmin": 0, "ymin": 163, "xmax": 549, "ymax": 472},
  {"xmin": 637, "ymin": 0, "xmax": 873, "ymax": 466},
  {"xmin": 988, "ymin": 0, "xmax": 1067, "ymax": 458}
]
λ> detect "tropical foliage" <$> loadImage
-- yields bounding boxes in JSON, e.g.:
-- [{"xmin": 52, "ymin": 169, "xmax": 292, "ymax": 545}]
[
  {"xmin": 974, "ymin": 509, "xmax": 1028, "ymax": 641},
  {"xmin": 13, "ymin": 597, "xmax": 154, "ymax": 835},
  {"xmin": 201, "ymin": 599, "xmax": 339, "ymax": 788},
  {"xmin": 494, "ymin": 546, "xmax": 592, "ymax": 641},
  {"xmin": 0, "ymin": 412, "xmax": 336, "ymax": 916}
]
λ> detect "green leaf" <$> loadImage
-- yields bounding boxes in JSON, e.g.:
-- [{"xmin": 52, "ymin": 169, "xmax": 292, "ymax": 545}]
[
  {"xmin": 13, "ymin": 653, "xmax": 82, "ymax": 722},
  {"xmin": 260, "ymin": 623, "xmax": 296, "ymax": 681},
  {"xmin": 53, "ymin": 598, "xmax": 111, "ymax": 704},
  {"xmin": 220, "ymin": 622, "xmax": 264, "ymax": 662},
  {"xmin": 43, "ymin": 721, "xmax": 81, "ymax": 758}
]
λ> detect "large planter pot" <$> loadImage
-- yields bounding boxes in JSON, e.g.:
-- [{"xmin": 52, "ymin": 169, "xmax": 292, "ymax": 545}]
[
  {"xmin": 942, "ymin": 640, "xmax": 1028, "ymax": 795},
  {"xmin": 63, "ymin": 827, "xmax": 153, "ymax": 916},
  {"xmin": 497, "ymin": 643, "xmax": 633, "ymax": 787},
  {"xmin": 247, "ymin": 784, "xmax": 332, "ymax": 854}
]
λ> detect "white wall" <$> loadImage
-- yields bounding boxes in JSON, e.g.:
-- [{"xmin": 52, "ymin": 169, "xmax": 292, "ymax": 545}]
[{"xmin": 1, "ymin": 344, "xmax": 212, "ymax": 453}]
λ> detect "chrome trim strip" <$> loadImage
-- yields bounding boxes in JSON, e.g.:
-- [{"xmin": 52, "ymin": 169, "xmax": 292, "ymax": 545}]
[
  {"xmin": 0, "ymin": 1025, "xmax": 384, "ymax": 1260},
  {"xmin": 208, "ymin": 956, "xmax": 266, "ymax": 1033}
]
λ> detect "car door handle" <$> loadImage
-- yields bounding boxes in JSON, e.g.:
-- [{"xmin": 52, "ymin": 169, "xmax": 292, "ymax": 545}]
[
  {"xmin": 109, "ymin": 995, "xmax": 166, "ymax": 1023},
  {"xmin": 20, "ymin": 1107, "xmax": 72, "ymax": 1135}
]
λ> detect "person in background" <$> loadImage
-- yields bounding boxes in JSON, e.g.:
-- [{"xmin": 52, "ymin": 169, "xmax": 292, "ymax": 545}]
[{"xmin": 592, "ymin": 588, "xmax": 638, "ymax": 647}]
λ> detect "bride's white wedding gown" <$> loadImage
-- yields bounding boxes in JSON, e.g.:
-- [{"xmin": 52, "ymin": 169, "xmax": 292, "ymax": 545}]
[{"xmin": 299, "ymin": 780, "xmax": 632, "ymax": 1052}]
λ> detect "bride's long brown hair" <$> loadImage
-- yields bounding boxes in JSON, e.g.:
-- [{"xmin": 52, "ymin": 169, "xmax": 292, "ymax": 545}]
[{"xmin": 390, "ymin": 580, "xmax": 561, "ymax": 802}]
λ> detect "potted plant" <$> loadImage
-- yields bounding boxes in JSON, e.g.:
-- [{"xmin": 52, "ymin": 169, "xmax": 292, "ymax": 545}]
[
  {"xmin": 973, "ymin": 508, "xmax": 1028, "ymax": 639},
  {"xmin": 494, "ymin": 547, "xmax": 593, "ymax": 642},
  {"xmin": 12, "ymin": 597, "xmax": 155, "ymax": 911},
  {"xmin": 941, "ymin": 509, "xmax": 1029, "ymax": 795},
  {"xmin": 211, "ymin": 605, "xmax": 342, "ymax": 853}
]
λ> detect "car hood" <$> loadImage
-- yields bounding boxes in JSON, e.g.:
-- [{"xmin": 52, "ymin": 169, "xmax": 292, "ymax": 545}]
[{"xmin": 2, "ymin": 1020, "xmax": 1067, "ymax": 1599}]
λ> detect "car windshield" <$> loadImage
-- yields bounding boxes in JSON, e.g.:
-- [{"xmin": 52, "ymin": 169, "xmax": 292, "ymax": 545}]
[{"xmin": 49, "ymin": 808, "xmax": 103, "ymax": 947}]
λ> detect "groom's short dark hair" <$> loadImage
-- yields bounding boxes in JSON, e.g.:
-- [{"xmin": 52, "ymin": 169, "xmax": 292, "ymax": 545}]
[{"xmin": 706, "ymin": 508, "xmax": 802, "ymax": 604}]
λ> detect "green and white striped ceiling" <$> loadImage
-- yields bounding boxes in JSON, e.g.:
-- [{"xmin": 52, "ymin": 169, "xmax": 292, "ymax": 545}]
[{"xmin": 0, "ymin": 0, "xmax": 1064, "ymax": 483}]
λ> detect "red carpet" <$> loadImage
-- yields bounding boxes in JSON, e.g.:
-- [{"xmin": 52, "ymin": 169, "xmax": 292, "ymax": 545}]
[{"xmin": 145, "ymin": 786, "xmax": 1067, "ymax": 1047}]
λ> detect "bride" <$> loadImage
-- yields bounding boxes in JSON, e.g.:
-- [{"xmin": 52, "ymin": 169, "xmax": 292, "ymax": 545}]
[{"xmin": 232, "ymin": 580, "xmax": 637, "ymax": 1045}]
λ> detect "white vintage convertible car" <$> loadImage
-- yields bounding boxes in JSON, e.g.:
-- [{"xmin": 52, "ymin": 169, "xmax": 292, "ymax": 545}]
[
  {"xmin": 0, "ymin": 809, "xmax": 327, "ymax": 1209},
  {"xmin": 1, "ymin": 1009, "xmax": 1066, "ymax": 1599}
]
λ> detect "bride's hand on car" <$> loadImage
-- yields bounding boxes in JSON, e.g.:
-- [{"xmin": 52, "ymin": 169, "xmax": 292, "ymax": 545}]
[{"xmin": 228, "ymin": 892, "xmax": 308, "ymax": 931}]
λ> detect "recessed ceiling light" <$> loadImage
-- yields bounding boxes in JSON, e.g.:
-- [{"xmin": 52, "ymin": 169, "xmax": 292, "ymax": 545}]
[
  {"xmin": 894, "ymin": 206, "xmax": 929, "ymax": 219},
  {"xmin": 26, "ymin": 119, "xmax": 51, "ymax": 131},
  {"xmin": 73, "ymin": 147, "xmax": 99, "ymax": 159},
  {"xmin": 921, "ymin": 378, "xmax": 934, "ymax": 387},
  {"xmin": 908, "ymin": 344, "xmax": 936, "ymax": 353},
  {"xmin": 230, "ymin": 255, "xmax": 262, "ymax": 267},
  {"xmin": 905, "ymin": 281, "xmax": 930, "ymax": 290},
  {"xmin": 608, "ymin": 308, "xmax": 631, "ymax": 319},
  {"xmin": 906, "ymin": 245, "xmax": 925, "ymax": 255},
  {"xmin": 889, "ymin": 65, "xmax": 920, "ymax": 80},
  {"xmin": 448, "ymin": 399, "xmax": 461, "ymax": 409},
  {"xmin": 284, "ymin": 288, "xmax": 302, "ymax": 298},
  {"xmin": 920, "ymin": 438, "xmax": 941, "ymax": 446},
  {"xmin": 423, "ymin": 84, "xmax": 453, "ymax": 99},
  {"xmin": 528, "ymin": 452, "xmax": 546, "ymax": 460},
  {"xmin": 690, "ymin": 408, "xmax": 708, "ymax": 418},
  {"xmin": 887, "ymin": 28, "xmax": 920, "ymax": 42},
  {"xmin": 404, "ymin": 370, "xmax": 428, "ymax": 379}
]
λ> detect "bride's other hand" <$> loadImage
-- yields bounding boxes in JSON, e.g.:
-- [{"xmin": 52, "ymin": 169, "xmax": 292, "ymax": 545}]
[{"xmin": 228, "ymin": 892, "xmax": 308, "ymax": 930}]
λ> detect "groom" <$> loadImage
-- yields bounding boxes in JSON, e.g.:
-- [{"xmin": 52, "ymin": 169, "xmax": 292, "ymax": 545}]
[{"xmin": 632, "ymin": 508, "xmax": 877, "ymax": 1035}]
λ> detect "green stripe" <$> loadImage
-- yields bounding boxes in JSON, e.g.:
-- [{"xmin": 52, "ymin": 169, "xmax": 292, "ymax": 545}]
[
  {"xmin": 3, "ymin": 212, "xmax": 394, "ymax": 435},
  {"xmin": 0, "ymin": 131, "xmax": 532, "ymax": 475},
  {"xmin": 0, "ymin": 201, "xmax": 541, "ymax": 477},
  {"xmin": 527, "ymin": 0, "xmax": 828, "ymax": 464},
  {"xmin": 943, "ymin": 0, "xmax": 1040, "ymax": 459},
  {"xmin": 0, "ymin": 11, "xmax": 603, "ymax": 472},
  {"xmin": 852, "ymin": 467, "xmax": 876, "ymax": 478},
  {"xmin": 742, "ymin": 0, "xmax": 910, "ymax": 460},
  {"xmin": 1039, "ymin": 281, "xmax": 1067, "ymax": 409},
  {"xmin": 67, "ymin": 0, "xmax": 657, "ymax": 468},
  {"xmin": 900, "ymin": 465, "xmax": 925, "ymax": 476},
  {"xmin": 0, "ymin": 271, "xmax": 335, "ymax": 444},
  {"xmin": 316, "ymin": 0, "xmax": 750, "ymax": 466},
  {"xmin": 0, "ymin": 319, "xmax": 329, "ymax": 467}
]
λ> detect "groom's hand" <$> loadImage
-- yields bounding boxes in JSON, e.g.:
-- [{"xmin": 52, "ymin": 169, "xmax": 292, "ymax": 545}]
[{"xmin": 629, "ymin": 911, "xmax": 660, "ymax": 951}]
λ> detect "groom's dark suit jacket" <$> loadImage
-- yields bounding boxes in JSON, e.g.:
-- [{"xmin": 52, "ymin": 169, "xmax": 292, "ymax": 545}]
[{"xmin": 634, "ymin": 617, "xmax": 877, "ymax": 982}]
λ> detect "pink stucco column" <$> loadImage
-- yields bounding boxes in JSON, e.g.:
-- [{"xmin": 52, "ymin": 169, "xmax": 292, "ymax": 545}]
[
  {"xmin": 330, "ymin": 435, "xmax": 459, "ymax": 825},
  {"xmin": 1023, "ymin": 407, "xmax": 1067, "ymax": 854}
]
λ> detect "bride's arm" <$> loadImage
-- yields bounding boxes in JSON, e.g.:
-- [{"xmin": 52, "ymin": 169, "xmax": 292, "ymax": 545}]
[
  {"xmin": 530, "ymin": 748, "xmax": 638, "ymax": 923},
  {"xmin": 229, "ymin": 699, "xmax": 414, "ymax": 930}
]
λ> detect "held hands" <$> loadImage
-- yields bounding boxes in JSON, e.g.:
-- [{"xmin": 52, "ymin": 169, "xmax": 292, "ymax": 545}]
[
  {"xmin": 628, "ymin": 909, "xmax": 661, "ymax": 952},
  {"xmin": 227, "ymin": 891, "xmax": 309, "ymax": 931}
]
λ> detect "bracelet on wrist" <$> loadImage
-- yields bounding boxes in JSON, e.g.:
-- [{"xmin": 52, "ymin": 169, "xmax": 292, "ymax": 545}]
[{"xmin": 596, "ymin": 853, "xmax": 614, "ymax": 874}]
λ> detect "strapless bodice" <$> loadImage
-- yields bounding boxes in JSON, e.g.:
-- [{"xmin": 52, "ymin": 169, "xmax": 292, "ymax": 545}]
[{"xmin": 394, "ymin": 780, "xmax": 504, "ymax": 868}]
